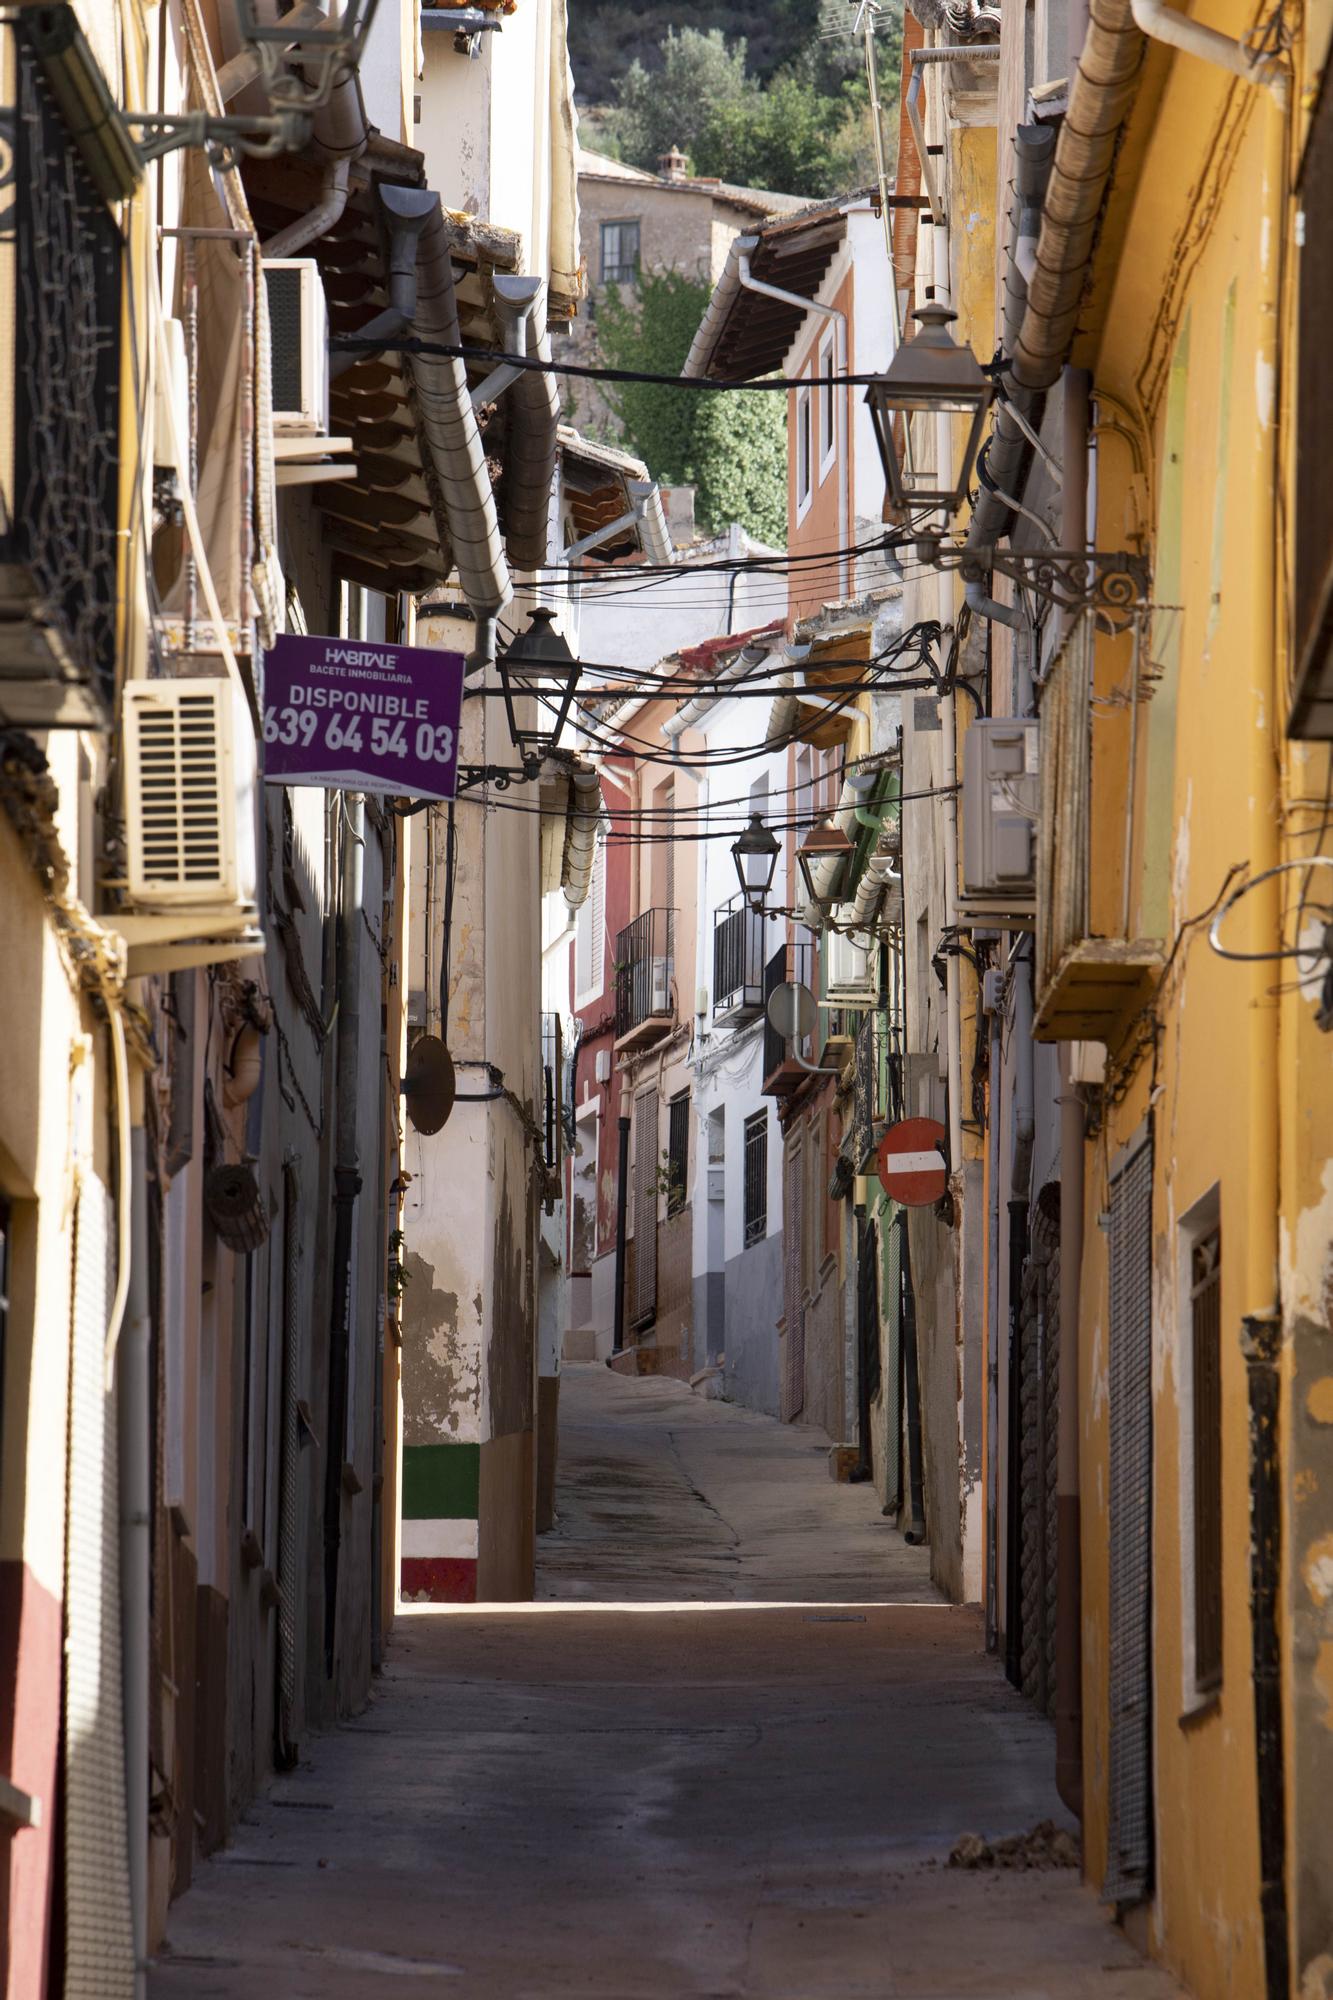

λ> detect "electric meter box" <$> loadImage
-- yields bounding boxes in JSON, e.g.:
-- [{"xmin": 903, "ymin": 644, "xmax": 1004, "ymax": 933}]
[{"xmin": 961, "ymin": 718, "xmax": 1038, "ymax": 896}]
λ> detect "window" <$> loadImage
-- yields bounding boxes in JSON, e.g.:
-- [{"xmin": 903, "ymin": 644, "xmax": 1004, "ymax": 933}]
[
  {"xmin": 600, "ymin": 219, "xmax": 640, "ymax": 286},
  {"xmin": 743, "ymin": 1112, "xmax": 768, "ymax": 1246},
  {"xmin": 575, "ymin": 835, "xmax": 605, "ymax": 1007},
  {"xmin": 818, "ymin": 326, "xmax": 837, "ymax": 483},
  {"xmin": 666, "ymin": 1093, "xmax": 690, "ymax": 1216},
  {"xmin": 0, "ymin": 1200, "xmax": 9, "ymax": 1491},
  {"xmin": 795, "ymin": 376, "xmax": 813, "ymax": 520},
  {"xmin": 1190, "ymin": 1224, "xmax": 1223, "ymax": 1693}
]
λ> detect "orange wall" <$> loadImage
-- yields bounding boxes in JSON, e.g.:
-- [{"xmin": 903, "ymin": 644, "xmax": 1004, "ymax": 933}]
[{"xmin": 787, "ymin": 265, "xmax": 856, "ymax": 627}]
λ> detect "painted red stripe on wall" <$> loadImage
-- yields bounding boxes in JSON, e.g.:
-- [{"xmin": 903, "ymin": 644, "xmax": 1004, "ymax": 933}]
[{"xmin": 400, "ymin": 1556, "xmax": 478, "ymax": 1604}]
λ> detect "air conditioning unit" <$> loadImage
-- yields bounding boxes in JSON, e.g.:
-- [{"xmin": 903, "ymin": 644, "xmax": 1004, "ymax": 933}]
[
  {"xmin": 824, "ymin": 927, "xmax": 875, "ymax": 1005},
  {"xmin": 264, "ymin": 259, "xmax": 330, "ymax": 434},
  {"xmin": 122, "ymin": 678, "xmax": 259, "ymax": 913},
  {"xmin": 650, "ymin": 956, "xmax": 671, "ymax": 1012},
  {"xmin": 960, "ymin": 717, "xmax": 1038, "ymax": 923}
]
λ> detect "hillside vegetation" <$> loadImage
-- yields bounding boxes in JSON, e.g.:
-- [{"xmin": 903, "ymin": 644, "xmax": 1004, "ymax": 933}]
[{"xmin": 572, "ymin": 2, "xmax": 903, "ymax": 201}]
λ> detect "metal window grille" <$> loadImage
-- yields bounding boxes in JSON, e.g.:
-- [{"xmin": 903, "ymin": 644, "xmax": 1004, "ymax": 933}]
[
  {"xmin": 666, "ymin": 1093, "xmax": 689, "ymax": 1218},
  {"xmin": 1191, "ymin": 1226, "xmax": 1223, "ymax": 1693},
  {"xmin": 541, "ymin": 1012, "xmax": 562, "ymax": 1169},
  {"xmin": 4, "ymin": 26, "xmax": 123, "ymax": 712},
  {"xmin": 1105, "ymin": 1134, "xmax": 1155, "ymax": 1907},
  {"xmin": 600, "ymin": 218, "xmax": 640, "ymax": 285},
  {"xmin": 631, "ymin": 1088, "xmax": 658, "ymax": 1327},
  {"xmin": 743, "ymin": 1111, "xmax": 767, "ymax": 1246},
  {"xmin": 713, "ymin": 894, "xmax": 765, "ymax": 1018}
]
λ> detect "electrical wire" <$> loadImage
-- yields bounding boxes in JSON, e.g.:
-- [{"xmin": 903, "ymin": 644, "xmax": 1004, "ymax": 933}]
[{"xmin": 330, "ymin": 334, "xmax": 907, "ymax": 393}]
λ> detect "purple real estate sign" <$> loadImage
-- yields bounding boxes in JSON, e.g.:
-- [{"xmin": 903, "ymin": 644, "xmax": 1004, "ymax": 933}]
[{"xmin": 263, "ymin": 634, "xmax": 466, "ymax": 801}]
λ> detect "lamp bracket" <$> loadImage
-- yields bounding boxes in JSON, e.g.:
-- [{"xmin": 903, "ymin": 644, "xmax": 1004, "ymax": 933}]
[
  {"xmin": 129, "ymin": 110, "xmax": 311, "ymax": 169},
  {"xmin": 962, "ymin": 548, "xmax": 1150, "ymax": 629},
  {"xmin": 456, "ymin": 759, "xmax": 542, "ymax": 794}
]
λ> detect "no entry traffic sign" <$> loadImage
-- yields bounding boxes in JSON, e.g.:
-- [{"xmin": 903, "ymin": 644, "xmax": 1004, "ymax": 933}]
[{"xmin": 876, "ymin": 1117, "xmax": 948, "ymax": 1206}]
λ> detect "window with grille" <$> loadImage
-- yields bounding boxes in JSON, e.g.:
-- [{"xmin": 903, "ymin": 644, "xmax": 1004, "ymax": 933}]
[
  {"xmin": 1191, "ymin": 1226, "xmax": 1223, "ymax": 1693},
  {"xmin": 743, "ymin": 1112, "xmax": 767, "ymax": 1246},
  {"xmin": 796, "ymin": 377, "xmax": 813, "ymax": 518},
  {"xmin": 600, "ymin": 219, "xmax": 640, "ymax": 285},
  {"xmin": 0, "ymin": 1200, "xmax": 9, "ymax": 1492},
  {"xmin": 666, "ymin": 1093, "xmax": 689, "ymax": 1217}
]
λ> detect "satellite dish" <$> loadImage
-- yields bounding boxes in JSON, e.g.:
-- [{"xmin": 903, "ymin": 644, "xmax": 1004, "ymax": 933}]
[
  {"xmin": 402, "ymin": 1034, "xmax": 456, "ymax": 1135},
  {"xmin": 766, "ymin": 979, "xmax": 818, "ymax": 1040}
]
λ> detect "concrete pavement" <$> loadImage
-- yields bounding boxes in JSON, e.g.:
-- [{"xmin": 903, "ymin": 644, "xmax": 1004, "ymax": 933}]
[{"xmin": 149, "ymin": 1366, "xmax": 1183, "ymax": 1999}]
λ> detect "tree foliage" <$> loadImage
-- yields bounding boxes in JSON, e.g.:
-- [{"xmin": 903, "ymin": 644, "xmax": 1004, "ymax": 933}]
[
  {"xmin": 594, "ymin": 270, "xmax": 786, "ymax": 548},
  {"xmin": 594, "ymin": 8, "xmax": 903, "ymax": 200}
]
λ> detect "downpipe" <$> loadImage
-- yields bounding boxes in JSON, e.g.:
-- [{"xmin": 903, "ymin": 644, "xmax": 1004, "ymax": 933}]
[
  {"xmin": 120, "ymin": 1118, "xmax": 151, "ymax": 2000},
  {"xmin": 899, "ymin": 1213, "xmax": 927, "ymax": 1543},
  {"xmin": 323, "ymin": 794, "xmax": 364, "ymax": 1675},
  {"xmin": 1005, "ymin": 956, "xmax": 1034, "ymax": 1687},
  {"xmin": 1241, "ymin": 1312, "xmax": 1289, "ymax": 2000}
]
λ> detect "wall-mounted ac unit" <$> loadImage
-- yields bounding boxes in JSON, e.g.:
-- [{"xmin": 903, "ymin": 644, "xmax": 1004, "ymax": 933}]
[
  {"xmin": 264, "ymin": 259, "xmax": 330, "ymax": 434},
  {"xmin": 960, "ymin": 717, "xmax": 1038, "ymax": 925},
  {"xmin": 650, "ymin": 956, "xmax": 672, "ymax": 1012},
  {"xmin": 824, "ymin": 927, "xmax": 875, "ymax": 1005},
  {"xmin": 122, "ymin": 678, "xmax": 258, "ymax": 913}
]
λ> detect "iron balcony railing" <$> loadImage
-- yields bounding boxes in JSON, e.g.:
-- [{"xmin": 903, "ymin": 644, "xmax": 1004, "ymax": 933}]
[
  {"xmin": 712, "ymin": 894, "xmax": 766, "ymax": 1021},
  {"xmin": 762, "ymin": 938, "xmax": 815, "ymax": 1085},
  {"xmin": 0, "ymin": 24, "xmax": 123, "ymax": 727},
  {"xmin": 540, "ymin": 1011, "xmax": 561, "ymax": 1169},
  {"xmin": 614, "ymin": 908, "xmax": 674, "ymax": 1041}
]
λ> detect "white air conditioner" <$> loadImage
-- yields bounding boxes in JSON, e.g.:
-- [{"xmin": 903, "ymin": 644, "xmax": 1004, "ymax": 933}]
[
  {"xmin": 264, "ymin": 259, "xmax": 330, "ymax": 434},
  {"xmin": 824, "ymin": 927, "xmax": 875, "ymax": 1004},
  {"xmin": 122, "ymin": 678, "xmax": 258, "ymax": 914},
  {"xmin": 650, "ymin": 956, "xmax": 671, "ymax": 1012}
]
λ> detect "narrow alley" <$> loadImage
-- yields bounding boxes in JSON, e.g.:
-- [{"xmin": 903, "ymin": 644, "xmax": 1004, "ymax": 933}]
[{"xmin": 149, "ymin": 1369, "xmax": 1180, "ymax": 2000}]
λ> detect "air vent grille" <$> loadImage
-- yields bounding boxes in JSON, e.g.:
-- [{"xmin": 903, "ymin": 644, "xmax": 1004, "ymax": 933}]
[
  {"xmin": 265, "ymin": 265, "xmax": 305, "ymax": 416},
  {"xmin": 135, "ymin": 693, "xmax": 224, "ymax": 887}
]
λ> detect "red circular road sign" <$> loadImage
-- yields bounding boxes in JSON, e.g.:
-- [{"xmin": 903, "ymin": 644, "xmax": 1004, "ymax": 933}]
[{"xmin": 877, "ymin": 1117, "xmax": 948, "ymax": 1206}]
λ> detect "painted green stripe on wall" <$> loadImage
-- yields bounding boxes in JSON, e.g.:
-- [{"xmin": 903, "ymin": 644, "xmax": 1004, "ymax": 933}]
[{"xmin": 402, "ymin": 1442, "xmax": 480, "ymax": 1521}]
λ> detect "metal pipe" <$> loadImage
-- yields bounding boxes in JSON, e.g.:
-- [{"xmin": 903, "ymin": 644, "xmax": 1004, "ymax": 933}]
[
  {"xmin": 1055, "ymin": 1046, "xmax": 1084, "ymax": 1817},
  {"xmin": 561, "ymin": 764, "xmax": 601, "ymax": 912},
  {"xmin": 492, "ymin": 275, "xmax": 561, "ymax": 573},
  {"xmin": 985, "ymin": 977, "xmax": 1002, "ymax": 1650},
  {"xmin": 899, "ymin": 1213, "xmax": 927, "ymax": 1542},
  {"xmin": 120, "ymin": 1120, "xmax": 151, "ymax": 2000},
  {"xmin": 262, "ymin": 156, "xmax": 351, "ymax": 258},
  {"xmin": 215, "ymin": 0, "xmax": 327, "ymax": 102},
  {"xmin": 1129, "ymin": 0, "xmax": 1288, "ymax": 102},
  {"xmin": 1240, "ymin": 1312, "xmax": 1290, "ymax": 2000},
  {"xmin": 611, "ymin": 1111, "xmax": 631, "ymax": 1357},
  {"xmin": 323, "ymin": 793, "xmax": 365, "ymax": 1672},
  {"xmin": 1004, "ymin": 956, "xmax": 1035, "ymax": 1687},
  {"xmin": 905, "ymin": 69, "xmax": 944, "ymax": 227}
]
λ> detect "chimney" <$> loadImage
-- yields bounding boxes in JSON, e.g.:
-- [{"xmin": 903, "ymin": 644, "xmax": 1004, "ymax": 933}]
[{"xmin": 658, "ymin": 145, "xmax": 687, "ymax": 183}]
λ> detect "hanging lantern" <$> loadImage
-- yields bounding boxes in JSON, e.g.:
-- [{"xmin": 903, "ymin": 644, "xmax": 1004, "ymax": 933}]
[
  {"xmin": 731, "ymin": 813, "xmax": 780, "ymax": 915},
  {"xmin": 864, "ymin": 302, "xmax": 993, "ymax": 520}
]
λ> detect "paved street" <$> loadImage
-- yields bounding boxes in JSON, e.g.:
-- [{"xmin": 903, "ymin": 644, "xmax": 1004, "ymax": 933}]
[{"xmin": 150, "ymin": 1368, "xmax": 1180, "ymax": 1999}]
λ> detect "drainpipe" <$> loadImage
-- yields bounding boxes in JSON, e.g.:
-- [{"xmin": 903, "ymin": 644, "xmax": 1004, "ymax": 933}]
[
  {"xmin": 983, "ymin": 968, "xmax": 1003, "ymax": 1650},
  {"xmin": 611, "ymin": 1110, "xmax": 631, "ymax": 1357},
  {"xmin": 1055, "ymin": 1046, "xmax": 1084, "ymax": 1816},
  {"xmin": 491, "ymin": 275, "xmax": 561, "ymax": 574},
  {"xmin": 262, "ymin": 157, "xmax": 352, "ymax": 259},
  {"xmin": 899, "ymin": 1212, "xmax": 927, "ymax": 1542},
  {"xmin": 323, "ymin": 793, "xmax": 364, "ymax": 1673},
  {"xmin": 1005, "ymin": 955, "xmax": 1035, "ymax": 1688},
  {"xmin": 1241, "ymin": 1311, "xmax": 1289, "ymax": 2000},
  {"xmin": 215, "ymin": 0, "xmax": 326, "ymax": 102},
  {"xmin": 402, "ymin": 201, "xmax": 513, "ymax": 672},
  {"xmin": 328, "ymin": 185, "xmax": 433, "ymax": 379},
  {"xmin": 1129, "ymin": 0, "xmax": 1288, "ymax": 101},
  {"xmin": 120, "ymin": 1117, "xmax": 151, "ymax": 2000},
  {"xmin": 561, "ymin": 763, "xmax": 601, "ymax": 913}
]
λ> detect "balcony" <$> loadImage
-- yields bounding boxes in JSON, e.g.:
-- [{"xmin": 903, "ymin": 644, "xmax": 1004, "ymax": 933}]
[
  {"xmin": 761, "ymin": 939, "xmax": 817, "ymax": 1096},
  {"xmin": 712, "ymin": 895, "xmax": 766, "ymax": 1024},
  {"xmin": 1032, "ymin": 616, "xmax": 1162, "ymax": 1043},
  {"xmin": 614, "ymin": 908, "xmax": 675, "ymax": 1053},
  {"xmin": 0, "ymin": 31, "xmax": 122, "ymax": 730}
]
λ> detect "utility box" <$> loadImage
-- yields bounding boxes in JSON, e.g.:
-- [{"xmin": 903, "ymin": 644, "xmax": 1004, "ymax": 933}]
[{"xmin": 961, "ymin": 718, "xmax": 1038, "ymax": 923}]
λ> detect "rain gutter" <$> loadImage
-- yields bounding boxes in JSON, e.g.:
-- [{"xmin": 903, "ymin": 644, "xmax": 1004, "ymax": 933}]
[
  {"xmin": 561, "ymin": 763, "xmax": 601, "ymax": 912},
  {"xmin": 967, "ymin": 0, "xmax": 1146, "ymax": 556}
]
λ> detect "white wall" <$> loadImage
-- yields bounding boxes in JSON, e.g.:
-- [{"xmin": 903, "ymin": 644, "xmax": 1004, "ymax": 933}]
[{"xmin": 575, "ymin": 530, "xmax": 788, "ymax": 674}]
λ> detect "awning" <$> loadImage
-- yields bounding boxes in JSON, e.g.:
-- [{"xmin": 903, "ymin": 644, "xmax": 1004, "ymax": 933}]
[{"xmin": 682, "ymin": 193, "xmax": 868, "ymax": 382}]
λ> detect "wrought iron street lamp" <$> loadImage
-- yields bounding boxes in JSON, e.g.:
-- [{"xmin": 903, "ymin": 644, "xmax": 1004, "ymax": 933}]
[
  {"xmin": 731, "ymin": 813, "xmax": 780, "ymax": 916},
  {"xmin": 864, "ymin": 302, "xmax": 993, "ymax": 520},
  {"xmin": 497, "ymin": 607, "xmax": 581, "ymax": 766},
  {"xmin": 797, "ymin": 819, "xmax": 855, "ymax": 913}
]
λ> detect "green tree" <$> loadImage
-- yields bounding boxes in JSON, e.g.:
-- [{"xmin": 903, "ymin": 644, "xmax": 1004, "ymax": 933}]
[
  {"xmin": 697, "ymin": 68, "xmax": 861, "ymax": 197},
  {"xmin": 607, "ymin": 27, "xmax": 750, "ymax": 172},
  {"xmin": 593, "ymin": 269, "xmax": 786, "ymax": 547}
]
